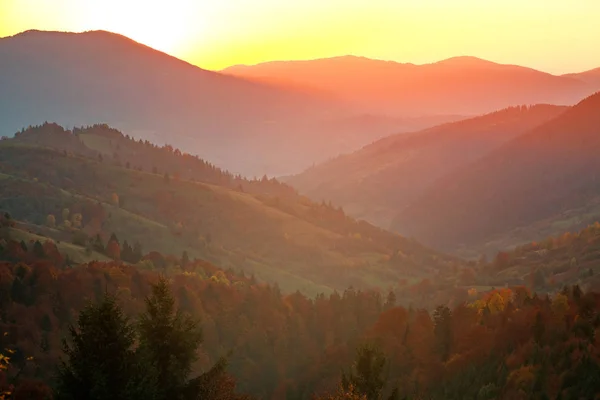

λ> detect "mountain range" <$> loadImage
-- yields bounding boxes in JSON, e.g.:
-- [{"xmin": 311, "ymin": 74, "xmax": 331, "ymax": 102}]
[
  {"xmin": 3, "ymin": 29, "xmax": 600, "ymax": 178},
  {"xmin": 0, "ymin": 30, "xmax": 459, "ymax": 177},
  {"xmin": 287, "ymin": 104, "xmax": 568, "ymax": 228},
  {"xmin": 392, "ymin": 91, "xmax": 600, "ymax": 255},
  {"xmin": 223, "ymin": 55, "xmax": 600, "ymax": 117}
]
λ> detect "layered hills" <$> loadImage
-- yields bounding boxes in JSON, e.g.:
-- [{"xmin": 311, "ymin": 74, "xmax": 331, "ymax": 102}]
[
  {"xmin": 392, "ymin": 92, "xmax": 600, "ymax": 255},
  {"xmin": 223, "ymin": 55, "xmax": 596, "ymax": 116},
  {"xmin": 288, "ymin": 104, "xmax": 568, "ymax": 227}
]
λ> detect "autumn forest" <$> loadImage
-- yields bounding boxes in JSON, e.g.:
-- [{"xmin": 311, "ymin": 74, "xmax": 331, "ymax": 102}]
[{"xmin": 2, "ymin": 16, "xmax": 600, "ymax": 400}]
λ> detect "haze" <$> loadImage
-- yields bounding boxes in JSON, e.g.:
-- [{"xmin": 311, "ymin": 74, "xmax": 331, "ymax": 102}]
[
  {"xmin": 2, "ymin": 0, "xmax": 600, "ymax": 73},
  {"xmin": 3, "ymin": 1, "xmax": 600, "ymax": 399}
]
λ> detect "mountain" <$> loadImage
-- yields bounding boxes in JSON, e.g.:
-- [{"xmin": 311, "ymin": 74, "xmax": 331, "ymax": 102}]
[
  {"xmin": 286, "ymin": 104, "xmax": 568, "ymax": 227},
  {"xmin": 391, "ymin": 92, "xmax": 600, "ymax": 256},
  {"xmin": 563, "ymin": 67, "xmax": 600, "ymax": 90},
  {"xmin": 223, "ymin": 55, "xmax": 596, "ymax": 117},
  {"xmin": 0, "ymin": 123, "xmax": 461, "ymax": 295},
  {"xmin": 0, "ymin": 30, "xmax": 436, "ymax": 178}
]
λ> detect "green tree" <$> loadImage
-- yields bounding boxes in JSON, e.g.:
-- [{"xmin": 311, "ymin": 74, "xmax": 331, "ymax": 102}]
[
  {"xmin": 342, "ymin": 344, "xmax": 391, "ymax": 400},
  {"xmin": 181, "ymin": 251, "xmax": 190, "ymax": 268},
  {"xmin": 137, "ymin": 277, "xmax": 203, "ymax": 399},
  {"xmin": 55, "ymin": 295, "xmax": 154, "ymax": 400},
  {"xmin": 33, "ymin": 240, "xmax": 46, "ymax": 259},
  {"xmin": 433, "ymin": 305, "xmax": 453, "ymax": 362}
]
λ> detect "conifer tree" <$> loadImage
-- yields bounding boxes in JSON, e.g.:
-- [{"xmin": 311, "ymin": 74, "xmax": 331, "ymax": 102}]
[
  {"xmin": 137, "ymin": 277, "xmax": 203, "ymax": 399},
  {"xmin": 55, "ymin": 295, "xmax": 154, "ymax": 400}
]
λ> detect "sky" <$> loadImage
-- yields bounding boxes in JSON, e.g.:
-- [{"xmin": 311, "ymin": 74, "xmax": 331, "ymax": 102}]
[{"xmin": 1, "ymin": 0, "xmax": 600, "ymax": 74}]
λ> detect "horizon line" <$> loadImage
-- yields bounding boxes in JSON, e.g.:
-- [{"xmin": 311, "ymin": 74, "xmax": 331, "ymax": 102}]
[{"xmin": 3, "ymin": 28, "xmax": 599, "ymax": 76}]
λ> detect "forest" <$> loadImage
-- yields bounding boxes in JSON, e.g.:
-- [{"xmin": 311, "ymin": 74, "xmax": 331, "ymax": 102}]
[
  {"xmin": 2, "ymin": 124, "xmax": 600, "ymax": 399},
  {"xmin": 2, "ymin": 219, "xmax": 600, "ymax": 399}
]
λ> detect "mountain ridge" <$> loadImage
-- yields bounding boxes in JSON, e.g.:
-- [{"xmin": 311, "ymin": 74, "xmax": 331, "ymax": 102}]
[
  {"xmin": 223, "ymin": 54, "xmax": 596, "ymax": 117},
  {"xmin": 391, "ymin": 91, "xmax": 600, "ymax": 255}
]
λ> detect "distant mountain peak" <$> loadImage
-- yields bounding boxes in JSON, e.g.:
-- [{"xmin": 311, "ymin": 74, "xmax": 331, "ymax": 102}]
[{"xmin": 434, "ymin": 56, "xmax": 499, "ymax": 67}]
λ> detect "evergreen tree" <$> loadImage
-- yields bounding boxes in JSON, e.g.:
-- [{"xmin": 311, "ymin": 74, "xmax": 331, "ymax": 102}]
[
  {"xmin": 122, "ymin": 240, "xmax": 134, "ymax": 263},
  {"xmin": 108, "ymin": 233, "xmax": 120, "ymax": 247},
  {"xmin": 132, "ymin": 242, "xmax": 143, "ymax": 263},
  {"xmin": 433, "ymin": 305, "xmax": 453, "ymax": 362},
  {"xmin": 137, "ymin": 277, "xmax": 203, "ymax": 399},
  {"xmin": 181, "ymin": 251, "xmax": 190, "ymax": 268},
  {"xmin": 383, "ymin": 291, "xmax": 396, "ymax": 311},
  {"xmin": 55, "ymin": 295, "xmax": 155, "ymax": 400},
  {"xmin": 342, "ymin": 344, "xmax": 392, "ymax": 400},
  {"xmin": 92, "ymin": 234, "xmax": 105, "ymax": 253},
  {"xmin": 33, "ymin": 240, "xmax": 46, "ymax": 259}
]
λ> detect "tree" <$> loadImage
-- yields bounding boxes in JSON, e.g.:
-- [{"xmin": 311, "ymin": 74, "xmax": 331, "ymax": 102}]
[
  {"xmin": 33, "ymin": 240, "xmax": 46, "ymax": 259},
  {"xmin": 71, "ymin": 213, "xmax": 83, "ymax": 229},
  {"xmin": 92, "ymin": 234, "xmax": 105, "ymax": 253},
  {"xmin": 55, "ymin": 295, "xmax": 154, "ymax": 400},
  {"xmin": 62, "ymin": 209, "xmax": 70, "ymax": 224},
  {"xmin": 341, "ymin": 344, "xmax": 390, "ymax": 400},
  {"xmin": 46, "ymin": 214, "xmax": 56, "ymax": 228},
  {"xmin": 316, "ymin": 383, "xmax": 367, "ymax": 400},
  {"xmin": 181, "ymin": 251, "xmax": 190, "ymax": 268},
  {"xmin": 132, "ymin": 242, "xmax": 143, "ymax": 263},
  {"xmin": 433, "ymin": 305, "xmax": 453, "ymax": 362},
  {"xmin": 111, "ymin": 193, "xmax": 120, "ymax": 207},
  {"xmin": 383, "ymin": 291, "xmax": 396, "ymax": 311},
  {"xmin": 137, "ymin": 277, "xmax": 203, "ymax": 400},
  {"xmin": 106, "ymin": 240, "xmax": 121, "ymax": 261},
  {"xmin": 109, "ymin": 233, "xmax": 120, "ymax": 247}
]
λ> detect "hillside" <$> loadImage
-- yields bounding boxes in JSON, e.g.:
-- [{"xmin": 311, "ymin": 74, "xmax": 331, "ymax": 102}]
[
  {"xmin": 0, "ymin": 30, "xmax": 425, "ymax": 177},
  {"xmin": 287, "ymin": 104, "xmax": 567, "ymax": 227},
  {"xmin": 563, "ymin": 67, "xmax": 600, "ymax": 90},
  {"xmin": 0, "ymin": 124, "xmax": 460, "ymax": 295},
  {"xmin": 392, "ymin": 92, "xmax": 600, "ymax": 256},
  {"xmin": 3, "ymin": 235, "xmax": 600, "ymax": 399},
  {"xmin": 223, "ymin": 55, "xmax": 595, "ymax": 117}
]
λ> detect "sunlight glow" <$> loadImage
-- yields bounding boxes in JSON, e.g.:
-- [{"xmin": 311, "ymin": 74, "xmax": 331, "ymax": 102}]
[{"xmin": 1, "ymin": 0, "xmax": 600, "ymax": 73}]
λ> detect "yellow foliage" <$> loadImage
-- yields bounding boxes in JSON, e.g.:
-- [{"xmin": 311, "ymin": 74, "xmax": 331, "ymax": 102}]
[
  {"xmin": 488, "ymin": 292, "xmax": 505, "ymax": 314},
  {"xmin": 46, "ymin": 214, "xmax": 56, "ymax": 228},
  {"xmin": 552, "ymin": 293, "xmax": 569, "ymax": 317},
  {"xmin": 71, "ymin": 213, "xmax": 83, "ymax": 229},
  {"xmin": 507, "ymin": 365, "xmax": 535, "ymax": 389}
]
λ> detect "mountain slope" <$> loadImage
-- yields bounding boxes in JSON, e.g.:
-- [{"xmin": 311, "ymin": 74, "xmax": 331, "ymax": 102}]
[
  {"xmin": 0, "ymin": 123, "xmax": 459, "ymax": 295},
  {"xmin": 0, "ymin": 30, "xmax": 391, "ymax": 177},
  {"xmin": 391, "ymin": 92, "xmax": 600, "ymax": 254},
  {"xmin": 287, "ymin": 104, "xmax": 568, "ymax": 227},
  {"xmin": 223, "ymin": 55, "xmax": 595, "ymax": 117},
  {"xmin": 563, "ymin": 67, "xmax": 600, "ymax": 90}
]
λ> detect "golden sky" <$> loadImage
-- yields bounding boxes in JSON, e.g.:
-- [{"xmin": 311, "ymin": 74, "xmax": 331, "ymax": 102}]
[{"xmin": 1, "ymin": 0, "xmax": 599, "ymax": 74}]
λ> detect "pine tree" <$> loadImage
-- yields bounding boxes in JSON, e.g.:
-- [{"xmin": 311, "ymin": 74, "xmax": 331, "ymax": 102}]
[
  {"xmin": 92, "ymin": 234, "xmax": 105, "ymax": 253},
  {"xmin": 55, "ymin": 295, "xmax": 155, "ymax": 400},
  {"xmin": 137, "ymin": 277, "xmax": 203, "ymax": 399},
  {"xmin": 342, "ymin": 344, "xmax": 390, "ymax": 400},
  {"xmin": 181, "ymin": 251, "xmax": 190, "ymax": 268},
  {"xmin": 132, "ymin": 242, "xmax": 143, "ymax": 263},
  {"xmin": 33, "ymin": 240, "xmax": 46, "ymax": 259},
  {"xmin": 433, "ymin": 305, "xmax": 453, "ymax": 362},
  {"xmin": 122, "ymin": 240, "xmax": 133, "ymax": 263}
]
